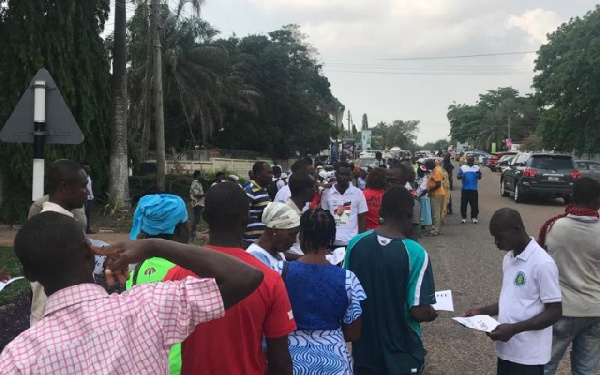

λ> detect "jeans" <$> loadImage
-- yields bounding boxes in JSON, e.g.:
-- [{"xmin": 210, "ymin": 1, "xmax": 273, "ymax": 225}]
[
  {"xmin": 430, "ymin": 195, "xmax": 444, "ymax": 234},
  {"xmin": 544, "ymin": 316, "xmax": 600, "ymax": 375},
  {"xmin": 498, "ymin": 359, "xmax": 543, "ymax": 375},
  {"xmin": 460, "ymin": 190, "xmax": 479, "ymax": 219},
  {"xmin": 190, "ymin": 205, "xmax": 203, "ymax": 240}
]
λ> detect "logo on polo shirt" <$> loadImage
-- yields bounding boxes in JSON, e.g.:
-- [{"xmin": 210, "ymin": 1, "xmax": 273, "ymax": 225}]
[
  {"xmin": 514, "ymin": 271, "xmax": 526, "ymax": 287},
  {"xmin": 144, "ymin": 267, "xmax": 156, "ymax": 276}
]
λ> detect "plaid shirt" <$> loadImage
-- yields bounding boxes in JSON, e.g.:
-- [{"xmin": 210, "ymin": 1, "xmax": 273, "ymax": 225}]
[{"xmin": 0, "ymin": 277, "xmax": 224, "ymax": 374}]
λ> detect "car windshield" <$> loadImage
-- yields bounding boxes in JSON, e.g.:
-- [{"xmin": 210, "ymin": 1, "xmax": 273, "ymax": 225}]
[
  {"xmin": 359, "ymin": 158, "xmax": 375, "ymax": 167},
  {"xmin": 530, "ymin": 156, "xmax": 575, "ymax": 170},
  {"xmin": 499, "ymin": 155, "xmax": 513, "ymax": 162}
]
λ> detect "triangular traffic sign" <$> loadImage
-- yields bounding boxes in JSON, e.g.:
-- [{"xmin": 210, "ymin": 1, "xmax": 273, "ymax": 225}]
[{"xmin": 0, "ymin": 69, "xmax": 84, "ymax": 144}]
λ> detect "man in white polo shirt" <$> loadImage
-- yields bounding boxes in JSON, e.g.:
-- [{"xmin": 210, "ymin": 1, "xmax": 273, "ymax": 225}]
[
  {"xmin": 321, "ymin": 162, "xmax": 368, "ymax": 246},
  {"xmin": 465, "ymin": 208, "xmax": 562, "ymax": 375},
  {"xmin": 543, "ymin": 177, "xmax": 600, "ymax": 375}
]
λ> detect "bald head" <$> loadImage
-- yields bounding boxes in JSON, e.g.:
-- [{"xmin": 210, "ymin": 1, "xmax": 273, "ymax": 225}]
[
  {"xmin": 489, "ymin": 208, "xmax": 525, "ymax": 232},
  {"xmin": 489, "ymin": 208, "xmax": 530, "ymax": 252}
]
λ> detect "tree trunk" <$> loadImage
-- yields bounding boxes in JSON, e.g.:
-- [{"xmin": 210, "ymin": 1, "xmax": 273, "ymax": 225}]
[
  {"xmin": 151, "ymin": 0, "xmax": 166, "ymax": 191},
  {"xmin": 109, "ymin": 0, "xmax": 130, "ymax": 204},
  {"xmin": 140, "ymin": 27, "xmax": 153, "ymax": 161}
]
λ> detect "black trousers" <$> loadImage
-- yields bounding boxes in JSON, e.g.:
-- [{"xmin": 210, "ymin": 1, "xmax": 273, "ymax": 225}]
[
  {"xmin": 190, "ymin": 205, "xmax": 203, "ymax": 239},
  {"xmin": 497, "ymin": 359, "xmax": 543, "ymax": 375},
  {"xmin": 85, "ymin": 200, "xmax": 93, "ymax": 232},
  {"xmin": 460, "ymin": 189, "xmax": 479, "ymax": 219}
]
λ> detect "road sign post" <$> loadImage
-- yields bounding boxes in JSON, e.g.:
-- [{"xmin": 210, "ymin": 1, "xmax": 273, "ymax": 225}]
[
  {"xmin": 0, "ymin": 69, "xmax": 84, "ymax": 201},
  {"xmin": 32, "ymin": 81, "xmax": 47, "ymax": 200}
]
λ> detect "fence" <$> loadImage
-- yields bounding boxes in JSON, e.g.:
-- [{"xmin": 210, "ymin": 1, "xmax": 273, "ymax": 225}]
[
  {"xmin": 175, "ymin": 149, "xmax": 262, "ymax": 161},
  {"xmin": 168, "ymin": 158, "xmax": 258, "ymax": 177}
]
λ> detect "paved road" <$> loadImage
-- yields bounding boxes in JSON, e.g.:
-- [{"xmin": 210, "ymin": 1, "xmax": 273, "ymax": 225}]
[{"xmin": 419, "ymin": 165, "xmax": 588, "ymax": 375}]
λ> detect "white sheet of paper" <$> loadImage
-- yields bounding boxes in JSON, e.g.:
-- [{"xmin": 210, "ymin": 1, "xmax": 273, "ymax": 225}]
[
  {"xmin": 326, "ymin": 247, "xmax": 346, "ymax": 265},
  {"xmin": 432, "ymin": 290, "xmax": 454, "ymax": 311},
  {"xmin": 452, "ymin": 315, "xmax": 499, "ymax": 333},
  {"xmin": 0, "ymin": 276, "xmax": 25, "ymax": 293}
]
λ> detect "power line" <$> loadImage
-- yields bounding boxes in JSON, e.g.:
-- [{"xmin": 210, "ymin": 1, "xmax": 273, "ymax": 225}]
[
  {"xmin": 322, "ymin": 51, "xmax": 536, "ymax": 62},
  {"xmin": 324, "ymin": 69, "xmax": 532, "ymax": 76}
]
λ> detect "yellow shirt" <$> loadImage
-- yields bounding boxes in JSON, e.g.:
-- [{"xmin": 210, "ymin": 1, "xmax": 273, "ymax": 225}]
[{"xmin": 427, "ymin": 166, "xmax": 446, "ymax": 196}]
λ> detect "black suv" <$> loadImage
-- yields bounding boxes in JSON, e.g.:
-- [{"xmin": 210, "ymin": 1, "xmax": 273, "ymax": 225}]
[{"xmin": 500, "ymin": 152, "xmax": 582, "ymax": 203}]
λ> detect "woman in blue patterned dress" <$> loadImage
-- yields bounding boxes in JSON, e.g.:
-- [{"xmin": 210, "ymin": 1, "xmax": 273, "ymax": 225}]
[{"xmin": 278, "ymin": 209, "xmax": 366, "ymax": 374}]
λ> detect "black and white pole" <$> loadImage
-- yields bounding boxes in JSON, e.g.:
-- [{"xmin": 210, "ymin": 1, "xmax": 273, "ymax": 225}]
[{"xmin": 32, "ymin": 80, "xmax": 46, "ymax": 201}]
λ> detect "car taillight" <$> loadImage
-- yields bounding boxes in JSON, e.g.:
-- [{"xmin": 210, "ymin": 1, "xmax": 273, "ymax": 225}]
[
  {"xmin": 571, "ymin": 171, "xmax": 583, "ymax": 179},
  {"xmin": 523, "ymin": 168, "xmax": 537, "ymax": 178}
]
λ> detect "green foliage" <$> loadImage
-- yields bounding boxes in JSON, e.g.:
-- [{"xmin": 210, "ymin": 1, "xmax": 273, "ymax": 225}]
[
  {"xmin": 214, "ymin": 25, "xmax": 337, "ymax": 157},
  {"xmin": 521, "ymin": 133, "xmax": 543, "ymax": 152},
  {"xmin": 533, "ymin": 5, "xmax": 600, "ymax": 155},
  {"xmin": 0, "ymin": 0, "xmax": 111, "ymax": 224},
  {"xmin": 129, "ymin": 169, "xmax": 243, "ymax": 204},
  {"xmin": 0, "ymin": 247, "xmax": 29, "ymax": 306},
  {"xmin": 370, "ymin": 120, "xmax": 420, "ymax": 150},
  {"xmin": 126, "ymin": 4, "xmax": 337, "ymax": 159},
  {"xmin": 421, "ymin": 139, "xmax": 450, "ymax": 152},
  {"xmin": 447, "ymin": 87, "xmax": 539, "ymax": 151}
]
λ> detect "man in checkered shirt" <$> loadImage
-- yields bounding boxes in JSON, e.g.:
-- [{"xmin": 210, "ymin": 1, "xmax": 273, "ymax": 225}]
[{"xmin": 0, "ymin": 211, "xmax": 263, "ymax": 374}]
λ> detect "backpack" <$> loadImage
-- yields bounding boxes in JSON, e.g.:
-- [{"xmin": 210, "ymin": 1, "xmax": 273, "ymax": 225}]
[{"xmin": 267, "ymin": 178, "xmax": 280, "ymax": 200}]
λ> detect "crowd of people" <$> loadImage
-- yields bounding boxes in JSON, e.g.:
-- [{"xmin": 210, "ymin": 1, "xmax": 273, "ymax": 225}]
[{"xmin": 0, "ymin": 155, "xmax": 598, "ymax": 375}]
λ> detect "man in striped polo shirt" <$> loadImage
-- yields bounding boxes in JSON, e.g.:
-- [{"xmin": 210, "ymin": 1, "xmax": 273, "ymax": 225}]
[{"xmin": 243, "ymin": 161, "xmax": 273, "ymax": 244}]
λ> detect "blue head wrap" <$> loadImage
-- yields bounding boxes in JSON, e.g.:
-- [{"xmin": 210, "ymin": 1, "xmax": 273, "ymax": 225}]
[{"xmin": 130, "ymin": 194, "xmax": 188, "ymax": 240}]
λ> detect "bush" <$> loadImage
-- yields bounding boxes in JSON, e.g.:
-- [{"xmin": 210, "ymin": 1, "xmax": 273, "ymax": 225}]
[
  {"xmin": 0, "ymin": 186, "xmax": 31, "ymax": 224},
  {"xmin": 129, "ymin": 169, "xmax": 244, "ymax": 205}
]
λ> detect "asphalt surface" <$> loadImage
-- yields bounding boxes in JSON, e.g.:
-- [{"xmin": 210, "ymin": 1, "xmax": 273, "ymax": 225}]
[{"xmin": 419, "ymin": 164, "xmax": 591, "ymax": 375}]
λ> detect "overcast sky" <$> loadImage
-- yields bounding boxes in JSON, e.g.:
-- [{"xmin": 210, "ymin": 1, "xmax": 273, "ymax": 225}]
[{"xmin": 109, "ymin": 0, "xmax": 598, "ymax": 144}]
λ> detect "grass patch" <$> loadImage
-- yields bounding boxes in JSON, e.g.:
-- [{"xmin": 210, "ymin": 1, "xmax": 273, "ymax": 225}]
[
  {"xmin": 0, "ymin": 246, "xmax": 29, "ymax": 306},
  {"xmin": 90, "ymin": 201, "xmax": 133, "ymax": 234}
]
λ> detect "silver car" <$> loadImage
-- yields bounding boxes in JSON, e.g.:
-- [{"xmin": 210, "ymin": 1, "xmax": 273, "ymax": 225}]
[{"xmin": 575, "ymin": 160, "xmax": 600, "ymax": 182}]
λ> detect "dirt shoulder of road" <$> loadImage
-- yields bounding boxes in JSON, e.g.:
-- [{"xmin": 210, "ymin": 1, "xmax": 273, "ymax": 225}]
[{"xmin": 0, "ymin": 228, "xmax": 130, "ymax": 247}]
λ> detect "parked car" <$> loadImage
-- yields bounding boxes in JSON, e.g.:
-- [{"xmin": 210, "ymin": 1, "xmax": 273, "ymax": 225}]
[
  {"xmin": 459, "ymin": 150, "xmax": 491, "ymax": 166},
  {"xmin": 575, "ymin": 160, "xmax": 600, "ymax": 182},
  {"xmin": 454, "ymin": 150, "xmax": 464, "ymax": 161},
  {"xmin": 357, "ymin": 157, "xmax": 376, "ymax": 168},
  {"xmin": 497, "ymin": 154, "xmax": 516, "ymax": 174},
  {"xmin": 500, "ymin": 152, "xmax": 582, "ymax": 203},
  {"xmin": 487, "ymin": 151, "xmax": 518, "ymax": 172}
]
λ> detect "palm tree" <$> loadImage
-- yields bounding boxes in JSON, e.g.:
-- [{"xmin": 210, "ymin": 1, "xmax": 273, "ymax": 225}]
[
  {"xmin": 127, "ymin": 1, "xmax": 260, "ymax": 157},
  {"xmin": 109, "ymin": 0, "xmax": 130, "ymax": 203}
]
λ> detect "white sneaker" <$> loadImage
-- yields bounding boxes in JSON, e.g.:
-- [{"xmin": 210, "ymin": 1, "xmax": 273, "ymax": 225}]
[
  {"xmin": 472, "ymin": 218, "xmax": 479, "ymax": 224},
  {"xmin": 461, "ymin": 219, "xmax": 467, "ymax": 224}
]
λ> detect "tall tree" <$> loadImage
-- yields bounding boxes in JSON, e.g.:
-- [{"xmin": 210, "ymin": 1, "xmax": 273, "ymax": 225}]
[
  {"xmin": 109, "ymin": 0, "xmax": 129, "ymax": 203},
  {"xmin": 534, "ymin": 5, "xmax": 600, "ymax": 155},
  {"xmin": 151, "ymin": 0, "xmax": 166, "ymax": 191},
  {"xmin": 0, "ymin": 0, "xmax": 111, "ymax": 223},
  {"xmin": 447, "ymin": 88, "xmax": 539, "ymax": 151},
  {"xmin": 370, "ymin": 120, "xmax": 420, "ymax": 150},
  {"xmin": 213, "ymin": 25, "xmax": 337, "ymax": 157}
]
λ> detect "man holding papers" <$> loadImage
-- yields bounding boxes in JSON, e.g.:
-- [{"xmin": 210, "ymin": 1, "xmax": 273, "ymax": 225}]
[
  {"xmin": 345, "ymin": 186, "xmax": 437, "ymax": 375},
  {"xmin": 464, "ymin": 208, "xmax": 562, "ymax": 375}
]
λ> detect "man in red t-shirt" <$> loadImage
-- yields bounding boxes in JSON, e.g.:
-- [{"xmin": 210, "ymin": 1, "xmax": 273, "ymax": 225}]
[{"xmin": 165, "ymin": 182, "xmax": 296, "ymax": 375}]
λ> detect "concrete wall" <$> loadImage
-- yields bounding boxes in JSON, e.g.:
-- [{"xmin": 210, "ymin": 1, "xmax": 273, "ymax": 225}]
[{"xmin": 167, "ymin": 157, "xmax": 300, "ymax": 177}]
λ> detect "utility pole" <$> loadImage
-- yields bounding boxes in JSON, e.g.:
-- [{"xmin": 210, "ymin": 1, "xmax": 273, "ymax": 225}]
[
  {"xmin": 347, "ymin": 111, "xmax": 352, "ymax": 133},
  {"xmin": 151, "ymin": 0, "xmax": 166, "ymax": 191}
]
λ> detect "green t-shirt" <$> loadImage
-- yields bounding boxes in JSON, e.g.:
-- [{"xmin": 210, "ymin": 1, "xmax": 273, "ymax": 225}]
[
  {"xmin": 126, "ymin": 257, "xmax": 181, "ymax": 375},
  {"xmin": 345, "ymin": 230, "xmax": 436, "ymax": 374}
]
